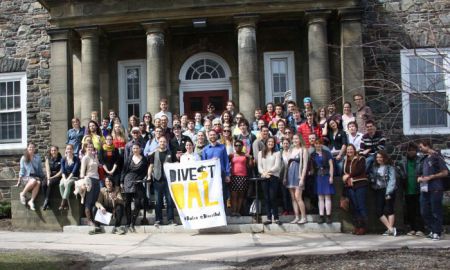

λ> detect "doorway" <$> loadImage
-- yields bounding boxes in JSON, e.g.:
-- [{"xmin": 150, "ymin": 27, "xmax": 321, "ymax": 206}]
[
  {"xmin": 183, "ymin": 90, "xmax": 229, "ymax": 117},
  {"xmin": 179, "ymin": 52, "xmax": 232, "ymax": 116}
]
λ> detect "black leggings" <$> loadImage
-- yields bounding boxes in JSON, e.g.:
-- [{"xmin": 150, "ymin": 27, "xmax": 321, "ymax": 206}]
[
  {"xmin": 41, "ymin": 177, "xmax": 61, "ymax": 200},
  {"xmin": 124, "ymin": 185, "xmax": 146, "ymax": 226}
]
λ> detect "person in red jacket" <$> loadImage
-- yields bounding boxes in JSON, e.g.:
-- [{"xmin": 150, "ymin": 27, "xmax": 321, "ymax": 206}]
[
  {"xmin": 261, "ymin": 102, "xmax": 276, "ymax": 126},
  {"xmin": 297, "ymin": 112, "xmax": 322, "ymax": 147}
]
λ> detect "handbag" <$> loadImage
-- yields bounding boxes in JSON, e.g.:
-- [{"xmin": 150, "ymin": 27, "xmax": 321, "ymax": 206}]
[
  {"xmin": 249, "ymin": 199, "xmax": 261, "ymax": 215},
  {"xmin": 339, "ymin": 196, "xmax": 349, "ymax": 211}
]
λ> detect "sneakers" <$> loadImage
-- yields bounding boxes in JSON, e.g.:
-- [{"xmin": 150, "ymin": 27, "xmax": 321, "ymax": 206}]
[
  {"xmin": 432, "ymin": 233, "xmax": 440, "ymax": 241},
  {"xmin": 263, "ymin": 220, "xmax": 272, "ymax": 225},
  {"xmin": 415, "ymin": 231, "xmax": 425, "ymax": 237},
  {"xmin": 154, "ymin": 220, "xmax": 161, "ymax": 227},
  {"xmin": 406, "ymin": 230, "xmax": 416, "ymax": 236},
  {"xmin": 111, "ymin": 227, "xmax": 118, "ymax": 234},
  {"xmin": 392, "ymin": 227, "xmax": 397, "ymax": 237},
  {"xmin": 381, "ymin": 228, "xmax": 397, "ymax": 236},
  {"xmin": 19, "ymin": 193, "xmax": 26, "ymax": 205},
  {"xmin": 297, "ymin": 218, "xmax": 307, "ymax": 224},
  {"xmin": 426, "ymin": 232, "xmax": 433, "ymax": 239},
  {"xmin": 89, "ymin": 227, "xmax": 102, "ymax": 235},
  {"xmin": 119, "ymin": 226, "xmax": 127, "ymax": 235},
  {"xmin": 27, "ymin": 201, "xmax": 35, "ymax": 211},
  {"xmin": 167, "ymin": 220, "xmax": 177, "ymax": 226}
]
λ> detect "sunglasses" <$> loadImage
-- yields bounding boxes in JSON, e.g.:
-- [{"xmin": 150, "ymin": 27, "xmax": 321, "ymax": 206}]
[
  {"xmin": 223, "ymin": 130, "xmax": 231, "ymax": 132},
  {"xmin": 234, "ymin": 144, "xmax": 242, "ymax": 147}
]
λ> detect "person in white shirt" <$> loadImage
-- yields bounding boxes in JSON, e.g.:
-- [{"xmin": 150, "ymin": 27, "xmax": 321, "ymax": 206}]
[
  {"xmin": 154, "ymin": 98, "xmax": 173, "ymax": 128},
  {"xmin": 258, "ymin": 137, "xmax": 282, "ymax": 225},
  {"xmin": 342, "ymin": 102, "xmax": 356, "ymax": 133},
  {"xmin": 347, "ymin": 121, "xmax": 363, "ymax": 151},
  {"xmin": 180, "ymin": 141, "xmax": 201, "ymax": 163}
]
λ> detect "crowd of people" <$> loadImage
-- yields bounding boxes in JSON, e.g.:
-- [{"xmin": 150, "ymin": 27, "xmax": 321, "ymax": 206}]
[{"xmin": 15, "ymin": 96, "xmax": 448, "ymax": 240}]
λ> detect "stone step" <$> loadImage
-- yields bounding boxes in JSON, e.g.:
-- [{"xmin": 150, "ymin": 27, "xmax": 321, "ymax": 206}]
[
  {"xmin": 80, "ymin": 214, "xmax": 325, "ymax": 225},
  {"xmin": 64, "ymin": 222, "xmax": 341, "ymax": 234},
  {"xmin": 0, "ymin": 180, "xmax": 16, "ymax": 188}
]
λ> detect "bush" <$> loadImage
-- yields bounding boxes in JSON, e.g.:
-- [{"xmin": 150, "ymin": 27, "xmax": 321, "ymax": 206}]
[{"xmin": 0, "ymin": 201, "xmax": 11, "ymax": 219}]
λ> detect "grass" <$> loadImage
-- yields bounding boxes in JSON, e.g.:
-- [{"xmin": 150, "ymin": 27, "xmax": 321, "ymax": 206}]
[{"xmin": 0, "ymin": 250, "xmax": 90, "ymax": 270}]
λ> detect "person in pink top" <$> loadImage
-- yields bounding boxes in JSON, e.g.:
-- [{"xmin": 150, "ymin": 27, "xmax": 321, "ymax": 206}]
[{"xmin": 229, "ymin": 139, "xmax": 252, "ymax": 217}]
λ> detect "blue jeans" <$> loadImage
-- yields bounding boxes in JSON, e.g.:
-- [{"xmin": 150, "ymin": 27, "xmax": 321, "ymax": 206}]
[
  {"xmin": 346, "ymin": 186, "xmax": 368, "ymax": 221},
  {"xmin": 261, "ymin": 176, "xmax": 279, "ymax": 220},
  {"xmin": 333, "ymin": 158, "xmax": 344, "ymax": 176},
  {"xmin": 153, "ymin": 180, "xmax": 174, "ymax": 222},
  {"xmin": 420, "ymin": 191, "xmax": 443, "ymax": 235},
  {"xmin": 365, "ymin": 154, "xmax": 375, "ymax": 172}
]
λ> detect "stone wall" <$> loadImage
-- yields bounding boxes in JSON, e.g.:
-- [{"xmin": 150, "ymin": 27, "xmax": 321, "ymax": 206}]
[
  {"xmin": 361, "ymin": 0, "xmax": 450, "ymax": 157},
  {"xmin": 0, "ymin": 0, "xmax": 51, "ymax": 198}
]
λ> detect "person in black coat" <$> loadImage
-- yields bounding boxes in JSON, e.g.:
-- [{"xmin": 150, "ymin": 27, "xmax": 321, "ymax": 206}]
[{"xmin": 169, "ymin": 124, "xmax": 192, "ymax": 162}]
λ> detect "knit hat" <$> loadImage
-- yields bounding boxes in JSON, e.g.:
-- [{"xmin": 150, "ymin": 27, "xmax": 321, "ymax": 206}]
[{"xmin": 303, "ymin": 97, "xmax": 312, "ymax": 103}]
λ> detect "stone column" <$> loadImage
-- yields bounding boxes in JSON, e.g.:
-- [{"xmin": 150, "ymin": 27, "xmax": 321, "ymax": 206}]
[
  {"xmin": 48, "ymin": 29, "xmax": 73, "ymax": 150},
  {"xmin": 235, "ymin": 15, "xmax": 259, "ymax": 120},
  {"xmin": 142, "ymin": 22, "xmax": 166, "ymax": 115},
  {"xmin": 306, "ymin": 10, "xmax": 332, "ymax": 108},
  {"xmin": 75, "ymin": 27, "xmax": 100, "ymax": 125},
  {"xmin": 339, "ymin": 8, "xmax": 365, "ymax": 103}
]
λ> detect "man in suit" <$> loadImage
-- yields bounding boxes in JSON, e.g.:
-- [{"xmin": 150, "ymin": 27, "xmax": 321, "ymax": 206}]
[{"xmin": 169, "ymin": 124, "xmax": 192, "ymax": 162}]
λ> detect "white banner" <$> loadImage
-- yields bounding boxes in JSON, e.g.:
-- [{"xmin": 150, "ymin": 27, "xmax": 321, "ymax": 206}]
[{"xmin": 163, "ymin": 159, "xmax": 227, "ymax": 229}]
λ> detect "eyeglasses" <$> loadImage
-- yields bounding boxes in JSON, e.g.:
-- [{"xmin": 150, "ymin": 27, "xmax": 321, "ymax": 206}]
[
  {"xmin": 144, "ymin": 115, "xmax": 150, "ymax": 118},
  {"xmin": 214, "ymin": 123, "xmax": 221, "ymax": 126},
  {"xmin": 223, "ymin": 130, "xmax": 231, "ymax": 132},
  {"xmin": 139, "ymin": 124, "xmax": 145, "ymax": 126},
  {"xmin": 234, "ymin": 144, "xmax": 242, "ymax": 147}
]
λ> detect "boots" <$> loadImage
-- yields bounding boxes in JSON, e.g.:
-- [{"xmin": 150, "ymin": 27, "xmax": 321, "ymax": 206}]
[{"xmin": 42, "ymin": 199, "xmax": 49, "ymax": 210}]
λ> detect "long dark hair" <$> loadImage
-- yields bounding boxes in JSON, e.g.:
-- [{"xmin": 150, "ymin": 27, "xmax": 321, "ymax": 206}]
[
  {"xmin": 87, "ymin": 120, "xmax": 101, "ymax": 136},
  {"xmin": 376, "ymin": 150, "xmax": 392, "ymax": 166},
  {"xmin": 24, "ymin": 142, "xmax": 36, "ymax": 163},
  {"xmin": 262, "ymin": 137, "xmax": 277, "ymax": 158}
]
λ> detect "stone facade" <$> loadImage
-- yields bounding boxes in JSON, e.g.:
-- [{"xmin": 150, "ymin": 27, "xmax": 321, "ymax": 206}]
[
  {"xmin": 0, "ymin": 0, "xmax": 51, "ymax": 198},
  {"xmin": 361, "ymin": 0, "xmax": 450, "ymax": 157}
]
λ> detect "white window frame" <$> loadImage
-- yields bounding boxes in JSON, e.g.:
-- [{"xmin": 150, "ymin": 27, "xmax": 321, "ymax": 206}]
[
  {"xmin": 263, "ymin": 51, "xmax": 296, "ymax": 104},
  {"xmin": 401, "ymin": 48, "xmax": 450, "ymax": 135},
  {"xmin": 0, "ymin": 72, "xmax": 27, "ymax": 150},
  {"xmin": 118, "ymin": 60, "xmax": 147, "ymax": 130}
]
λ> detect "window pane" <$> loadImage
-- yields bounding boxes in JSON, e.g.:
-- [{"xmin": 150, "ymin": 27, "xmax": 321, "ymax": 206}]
[
  {"xmin": 7, "ymin": 97, "xmax": 13, "ymax": 109},
  {"xmin": 0, "ymin": 97, "xmax": 5, "ymax": 110},
  {"xmin": 216, "ymin": 66, "xmax": 225, "ymax": 78},
  {"xmin": 6, "ymin": 82, "xmax": 13, "ymax": 96},
  {"xmin": 14, "ymin": 81, "xmax": 20, "ymax": 95},
  {"xmin": 409, "ymin": 92, "xmax": 447, "ymax": 128},
  {"xmin": 14, "ymin": 96, "xmax": 20, "ymax": 109},
  {"xmin": 0, "ymin": 82, "xmax": 5, "ymax": 96},
  {"xmin": 410, "ymin": 56, "xmax": 446, "ymax": 92},
  {"xmin": 0, "ymin": 112, "xmax": 21, "ymax": 141}
]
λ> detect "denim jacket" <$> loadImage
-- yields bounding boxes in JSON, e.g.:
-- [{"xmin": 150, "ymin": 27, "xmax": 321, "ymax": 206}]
[
  {"xmin": 369, "ymin": 165, "xmax": 396, "ymax": 196},
  {"xmin": 19, "ymin": 154, "xmax": 44, "ymax": 179}
]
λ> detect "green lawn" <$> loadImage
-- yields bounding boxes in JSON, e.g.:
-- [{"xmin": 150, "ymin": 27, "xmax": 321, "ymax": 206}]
[{"xmin": 0, "ymin": 250, "xmax": 93, "ymax": 270}]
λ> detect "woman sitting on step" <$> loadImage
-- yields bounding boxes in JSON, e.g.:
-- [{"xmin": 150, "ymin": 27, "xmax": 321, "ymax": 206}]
[{"xmin": 16, "ymin": 142, "xmax": 44, "ymax": 211}]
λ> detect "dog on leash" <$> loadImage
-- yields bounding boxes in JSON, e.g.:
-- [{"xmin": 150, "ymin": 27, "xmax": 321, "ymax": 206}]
[{"xmin": 73, "ymin": 178, "xmax": 92, "ymax": 204}]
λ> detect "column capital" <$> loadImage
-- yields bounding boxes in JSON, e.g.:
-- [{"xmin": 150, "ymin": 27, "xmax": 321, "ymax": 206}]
[
  {"xmin": 142, "ymin": 21, "xmax": 167, "ymax": 34},
  {"xmin": 75, "ymin": 26, "xmax": 100, "ymax": 39},
  {"xmin": 338, "ymin": 8, "xmax": 362, "ymax": 22},
  {"xmin": 48, "ymin": 28, "xmax": 72, "ymax": 42},
  {"xmin": 234, "ymin": 14, "xmax": 259, "ymax": 29},
  {"xmin": 305, "ymin": 9, "xmax": 332, "ymax": 24}
]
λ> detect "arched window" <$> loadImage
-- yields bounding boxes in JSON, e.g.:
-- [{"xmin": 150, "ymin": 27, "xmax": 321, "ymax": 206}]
[{"xmin": 185, "ymin": 59, "xmax": 226, "ymax": 80}]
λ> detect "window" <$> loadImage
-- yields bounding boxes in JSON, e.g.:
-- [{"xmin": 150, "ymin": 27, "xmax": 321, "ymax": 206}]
[
  {"xmin": 264, "ymin": 51, "xmax": 296, "ymax": 104},
  {"xmin": 401, "ymin": 48, "xmax": 450, "ymax": 135},
  {"xmin": 0, "ymin": 72, "xmax": 27, "ymax": 150},
  {"xmin": 118, "ymin": 60, "xmax": 147, "ymax": 129},
  {"xmin": 185, "ymin": 59, "xmax": 226, "ymax": 80}
]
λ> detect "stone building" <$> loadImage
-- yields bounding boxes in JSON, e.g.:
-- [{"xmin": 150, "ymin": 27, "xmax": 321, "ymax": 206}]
[{"xmin": 0, "ymin": 0, "xmax": 449, "ymax": 200}]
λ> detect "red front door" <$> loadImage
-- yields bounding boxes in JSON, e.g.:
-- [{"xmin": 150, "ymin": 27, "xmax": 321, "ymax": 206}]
[{"xmin": 183, "ymin": 90, "xmax": 229, "ymax": 117}]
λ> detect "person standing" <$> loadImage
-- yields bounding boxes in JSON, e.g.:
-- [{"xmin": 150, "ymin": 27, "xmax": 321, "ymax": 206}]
[
  {"xmin": 369, "ymin": 150, "xmax": 397, "ymax": 237},
  {"xmin": 154, "ymin": 98, "xmax": 173, "ymax": 128},
  {"xmin": 121, "ymin": 143, "xmax": 149, "ymax": 231},
  {"xmin": 258, "ymin": 137, "xmax": 282, "ymax": 225},
  {"xmin": 169, "ymin": 124, "xmax": 191, "ymax": 162},
  {"xmin": 286, "ymin": 134, "xmax": 309, "ymax": 224},
  {"xmin": 202, "ymin": 130, "xmax": 231, "ymax": 206},
  {"xmin": 310, "ymin": 139, "xmax": 335, "ymax": 224},
  {"xmin": 343, "ymin": 144, "xmax": 368, "ymax": 235},
  {"xmin": 399, "ymin": 143, "xmax": 424, "ymax": 236},
  {"xmin": 148, "ymin": 136, "xmax": 175, "ymax": 226},
  {"xmin": 230, "ymin": 140, "xmax": 252, "ymax": 217},
  {"xmin": 418, "ymin": 140, "xmax": 449, "ymax": 241},
  {"xmin": 353, "ymin": 93, "xmax": 373, "ymax": 134},
  {"xmin": 67, "ymin": 118, "xmax": 85, "ymax": 157}
]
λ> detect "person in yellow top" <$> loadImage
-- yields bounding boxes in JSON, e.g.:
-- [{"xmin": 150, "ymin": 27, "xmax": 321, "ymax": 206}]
[{"xmin": 83, "ymin": 120, "xmax": 105, "ymax": 152}]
